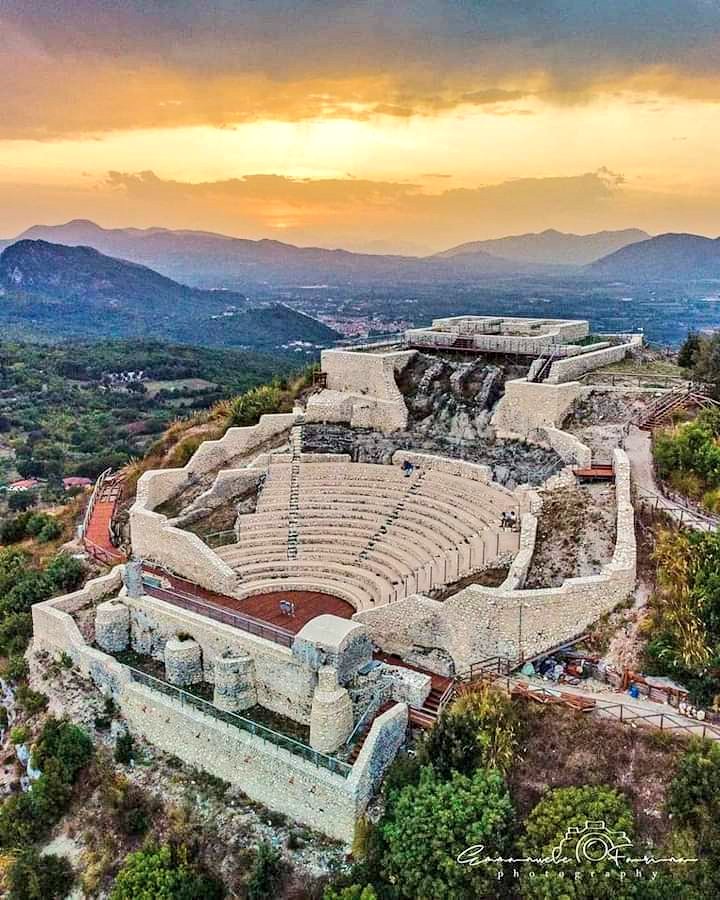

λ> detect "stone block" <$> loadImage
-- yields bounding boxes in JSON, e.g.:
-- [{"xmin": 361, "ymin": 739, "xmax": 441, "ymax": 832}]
[
  {"xmin": 310, "ymin": 666, "xmax": 353, "ymax": 753},
  {"xmin": 95, "ymin": 600, "xmax": 130, "ymax": 653},
  {"xmin": 213, "ymin": 653, "xmax": 257, "ymax": 711},
  {"xmin": 165, "ymin": 637, "xmax": 203, "ymax": 686},
  {"xmin": 383, "ymin": 664, "xmax": 431, "ymax": 708}
]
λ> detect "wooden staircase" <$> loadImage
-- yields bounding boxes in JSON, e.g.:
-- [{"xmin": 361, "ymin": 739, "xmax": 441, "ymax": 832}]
[{"xmin": 637, "ymin": 389, "xmax": 720, "ymax": 431}]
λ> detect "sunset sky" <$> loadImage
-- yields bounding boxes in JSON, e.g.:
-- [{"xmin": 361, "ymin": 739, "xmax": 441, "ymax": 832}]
[{"xmin": 2, "ymin": 1, "xmax": 720, "ymax": 252}]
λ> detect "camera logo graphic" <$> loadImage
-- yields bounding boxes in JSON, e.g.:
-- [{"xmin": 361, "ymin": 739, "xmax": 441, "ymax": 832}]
[{"xmin": 552, "ymin": 821, "xmax": 633, "ymax": 865}]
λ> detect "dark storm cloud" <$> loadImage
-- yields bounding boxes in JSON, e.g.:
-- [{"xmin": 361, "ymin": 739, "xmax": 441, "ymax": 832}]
[{"xmin": 1, "ymin": 1, "xmax": 720, "ymax": 137}]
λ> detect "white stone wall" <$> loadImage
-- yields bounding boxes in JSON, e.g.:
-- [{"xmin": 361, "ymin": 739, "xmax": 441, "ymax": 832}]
[
  {"xmin": 545, "ymin": 337, "xmax": 641, "ymax": 384},
  {"xmin": 130, "ymin": 412, "xmax": 302, "ymax": 595},
  {"xmin": 122, "ymin": 681, "xmax": 358, "ymax": 842},
  {"xmin": 491, "ymin": 379, "xmax": 585, "ymax": 438},
  {"xmin": 307, "ymin": 348, "xmax": 415, "ymax": 433},
  {"xmin": 32, "ymin": 574, "xmax": 406, "ymax": 844},
  {"xmin": 531, "ymin": 426, "xmax": 593, "ymax": 467},
  {"xmin": 126, "ymin": 594, "xmax": 317, "ymax": 722},
  {"xmin": 391, "ymin": 450, "xmax": 492, "ymax": 486},
  {"xmin": 130, "ymin": 506, "xmax": 239, "ymax": 597}
]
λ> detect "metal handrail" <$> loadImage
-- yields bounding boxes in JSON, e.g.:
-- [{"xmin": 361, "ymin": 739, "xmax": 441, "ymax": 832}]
[
  {"xmin": 345, "ymin": 693, "xmax": 384, "ymax": 747},
  {"xmin": 141, "ymin": 578, "xmax": 295, "ymax": 648},
  {"xmin": 126, "ymin": 666, "xmax": 352, "ymax": 776},
  {"xmin": 80, "ymin": 467, "xmax": 112, "ymax": 540},
  {"xmin": 515, "ymin": 684, "xmax": 720, "ymax": 741},
  {"xmin": 203, "ymin": 530, "xmax": 238, "ymax": 548}
]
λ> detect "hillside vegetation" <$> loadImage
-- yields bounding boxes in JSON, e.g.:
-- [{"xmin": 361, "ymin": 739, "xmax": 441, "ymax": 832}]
[
  {"xmin": 0, "ymin": 240, "xmax": 339, "ymax": 349},
  {"xmin": 0, "ymin": 339, "xmax": 305, "ymax": 485}
]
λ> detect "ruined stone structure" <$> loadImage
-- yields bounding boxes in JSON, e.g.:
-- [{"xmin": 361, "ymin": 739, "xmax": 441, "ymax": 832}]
[{"xmin": 32, "ymin": 313, "xmax": 640, "ymax": 843}]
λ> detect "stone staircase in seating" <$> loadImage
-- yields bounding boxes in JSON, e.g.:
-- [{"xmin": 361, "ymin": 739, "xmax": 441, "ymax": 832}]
[
  {"xmin": 287, "ymin": 417, "xmax": 304, "ymax": 560},
  {"xmin": 358, "ymin": 470, "xmax": 425, "ymax": 567}
]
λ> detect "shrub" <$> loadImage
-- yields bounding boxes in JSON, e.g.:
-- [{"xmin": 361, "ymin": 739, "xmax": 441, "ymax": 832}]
[
  {"xmin": 380, "ymin": 766, "xmax": 513, "ymax": 899},
  {"xmin": 518, "ymin": 785, "xmax": 635, "ymax": 899},
  {"xmin": 420, "ymin": 682, "xmax": 517, "ymax": 778},
  {"xmin": 110, "ymin": 844, "xmax": 223, "ymax": 900},
  {"xmin": 2, "ymin": 653, "xmax": 29, "ymax": 682},
  {"xmin": 9, "ymin": 724, "xmax": 29, "ymax": 745},
  {"xmin": 324, "ymin": 887, "xmax": 378, "ymax": 900},
  {"xmin": 247, "ymin": 842, "xmax": 285, "ymax": 900},
  {"xmin": 114, "ymin": 731, "xmax": 134, "ymax": 765},
  {"xmin": 668, "ymin": 739, "xmax": 720, "ymax": 850},
  {"xmin": 5, "ymin": 848, "xmax": 74, "ymax": 900},
  {"xmin": 32, "ymin": 718, "xmax": 93, "ymax": 782},
  {"xmin": 0, "ymin": 720, "xmax": 93, "ymax": 849},
  {"xmin": 15, "ymin": 685, "xmax": 48, "ymax": 716}
]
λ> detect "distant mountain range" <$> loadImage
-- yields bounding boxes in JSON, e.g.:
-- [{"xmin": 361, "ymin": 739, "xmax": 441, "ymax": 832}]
[
  {"xmin": 5, "ymin": 220, "xmax": 648, "ymax": 287},
  {"xmin": 8, "ymin": 220, "xmax": 522, "ymax": 287},
  {"xmin": 2, "ymin": 221, "xmax": 718, "ymax": 287},
  {"xmin": 0, "ymin": 240, "xmax": 339, "ymax": 349},
  {"xmin": 435, "ymin": 228, "xmax": 649, "ymax": 266},
  {"xmin": 587, "ymin": 233, "xmax": 720, "ymax": 281}
]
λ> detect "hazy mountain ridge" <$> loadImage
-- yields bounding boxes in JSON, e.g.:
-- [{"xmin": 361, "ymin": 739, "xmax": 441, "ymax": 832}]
[
  {"xmin": 11, "ymin": 220, "xmax": 544, "ymax": 286},
  {"xmin": 0, "ymin": 240, "xmax": 340, "ymax": 348},
  {"xmin": 436, "ymin": 228, "xmax": 650, "ymax": 265},
  {"xmin": 587, "ymin": 233, "xmax": 720, "ymax": 281}
]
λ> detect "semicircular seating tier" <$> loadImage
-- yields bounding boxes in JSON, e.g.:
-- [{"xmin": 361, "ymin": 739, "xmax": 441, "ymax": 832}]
[{"xmin": 213, "ymin": 460, "xmax": 520, "ymax": 611}]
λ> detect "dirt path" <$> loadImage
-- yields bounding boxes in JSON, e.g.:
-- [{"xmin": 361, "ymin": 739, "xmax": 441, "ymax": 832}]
[
  {"xmin": 512, "ymin": 675, "xmax": 720, "ymax": 741},
  {"xmin": 624, "ymin": 424, "xmax": 717, "ymax": 531}
]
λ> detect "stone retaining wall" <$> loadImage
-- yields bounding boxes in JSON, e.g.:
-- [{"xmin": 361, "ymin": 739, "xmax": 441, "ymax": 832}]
[
  {"xmin": 491, "ymin": 379, "xmax": 584, "ymax": 438},
  {"xmin": 546, "ymin": 336, "xmax": 642, "ymax": 384},
  {"xmin": 131, "ymin": 413, "xmax": 300, "ymax": 596},
  {"xmin": 126, "ymin": 594, "xmax": 317, "ymax": 723},
  {"xmin": 31, "ymin": 575, "xmax": 405, "ymax": 844},
  {"xmin": 307, "ymin": 348, "xmax": 415, "ymax": 433}
]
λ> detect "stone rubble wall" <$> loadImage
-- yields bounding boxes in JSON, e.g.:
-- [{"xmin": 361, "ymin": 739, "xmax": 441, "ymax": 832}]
[
  {"xmin": 531, "ymin": 426, "xmax": 593, "ymax": 467},
  {"xmin": 31, "ymin": 573, "xmax": 404, "ymax": 844},
  {"xmin": 130, "ymin": 506, "xmax": 239, "ymax": 596},
  {"xmin": 491, "ymin": 379, "xmax": 585, "ymax": 438},
  {"xmin": 347, "ymin": 703, "xmax": 409, "ymax": 810},
  {"xmin": 354, "ymin": 449, "xmax": 635, "ymax": 673},
  {"xmin": 121, "ymin": 681, "xmax": 359, "ymax": 843},
  {"xmin": 125, "ymin": 594, "xmax": 317, "ymax": 723},
  {"xmin": 498, "ymin": 513, "xmax": 538, "ymax": 590},
  {"xmin": 177, "ymin": 469, "xmax": 263, "ymax": 519}
]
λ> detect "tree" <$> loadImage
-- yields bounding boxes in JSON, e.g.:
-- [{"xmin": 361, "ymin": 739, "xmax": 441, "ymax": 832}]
[
  {"xmin": 247, "ymin": 843, "xmax": 284, "ymax": 900},
  {"xmin": 110, "ymin": 844, "xmax": 223, "ymax": 900},
  {"xmin": 325, "ymin": 887, "xmax": 378, "ymax": 900},
  {"xmin": 32, "ymin": 718, "xmax": 93, "ymax": 783},
  {"xmin": 380, "ymin": 766, "xmax": 513, "ymax": 899},
  {"xmin": 518, "ymin": 785, "xmax": 636, "ymax": 900},
  {"xmin": 678, "ymin": 331, "xmax": 702, "ymax": 370},
  {"xmin": 668, "ymin": 739, "xmax": 720, "ymax": 854},
  {"xmin": 693, "ymin": 333, "xmax": 720, "ymax": 399},
  {"xmin": 4, "ymin": 848, "xmax": 74, "ymax": 900},
  {"xmin": 421, "ymin": 683, "xmax": 517, "ymax": 778}
]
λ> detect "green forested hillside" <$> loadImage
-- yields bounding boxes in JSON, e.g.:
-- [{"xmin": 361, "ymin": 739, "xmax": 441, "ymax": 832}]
[
  {"xmin": 0, "ymin": 240, "xmax": 339, "ymax": 349},
  {"xmin": 0, "ymin": 339, "xmax": 303, "ymax": 481}
]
